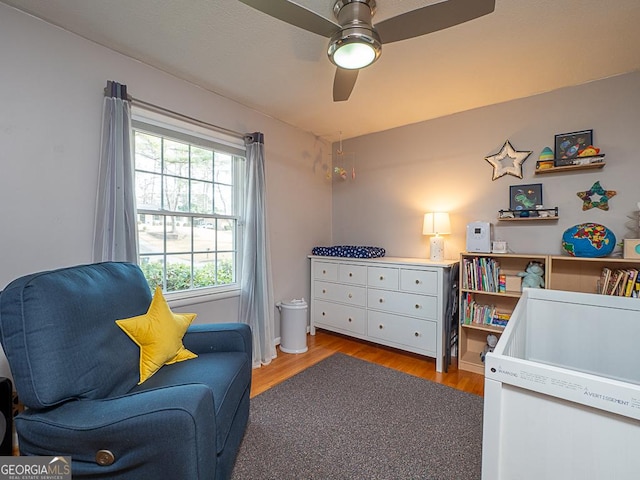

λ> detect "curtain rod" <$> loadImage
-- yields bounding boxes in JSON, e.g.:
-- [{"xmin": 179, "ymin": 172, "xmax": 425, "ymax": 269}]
[
  {"xmin": 131, "ymin": 97, "xmax": 246, "ymax": 140},
  {"xmin": 104, "ymin": 86, "xmax": 245, "ymax": 140}
]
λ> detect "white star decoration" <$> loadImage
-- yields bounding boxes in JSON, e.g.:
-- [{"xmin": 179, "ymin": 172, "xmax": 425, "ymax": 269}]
[{"xmin": 485, "ymin": 140, "xmax": 532, "ymax": 181}]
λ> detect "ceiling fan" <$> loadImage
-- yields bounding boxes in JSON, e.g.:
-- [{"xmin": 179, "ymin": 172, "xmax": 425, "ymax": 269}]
[{"xmin": 238, "ymin": 0, "xmax": 496, "ymax": 101}]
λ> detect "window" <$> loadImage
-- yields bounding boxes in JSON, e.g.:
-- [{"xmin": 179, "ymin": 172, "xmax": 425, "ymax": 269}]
[{"xmin": 132, "ymin": 113, "xmax": 245, "ymax": 297}]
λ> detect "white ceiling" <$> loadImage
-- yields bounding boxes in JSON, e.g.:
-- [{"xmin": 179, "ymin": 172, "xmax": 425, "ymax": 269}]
[{"xmin": 4, "ymin": 0, "xmax": 640, "ymax": 142}]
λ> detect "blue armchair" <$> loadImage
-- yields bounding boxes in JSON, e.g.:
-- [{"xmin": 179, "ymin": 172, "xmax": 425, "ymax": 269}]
[{"xmin": 0, "ymin": 262, "xmax": 251, "ymax": 479}]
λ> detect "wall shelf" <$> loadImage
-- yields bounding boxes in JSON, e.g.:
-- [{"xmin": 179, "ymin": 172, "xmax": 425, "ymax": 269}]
[
  {"xmin": 535, "ymin": 161, "xmax": 605, "ymax": 175},
  {"xmin": 498, "ymin": 216, "xmax": 559, "ymax": 222},
  {"xmin": 498, "ymin": 207, "xmax": 559, "ymax": 221}
]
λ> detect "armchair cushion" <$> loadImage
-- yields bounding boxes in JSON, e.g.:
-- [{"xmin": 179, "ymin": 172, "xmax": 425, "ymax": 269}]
[
  {"xmin": 116, "ymin": 286, "xmax": 198, "ymax": 384},
  {"xmin": 132, "ymin": 350, "xmax": 250, "ymax": 454},
  {"xmin": 0, "ymin": 262, "xmax": 151, "ymax": 409}
]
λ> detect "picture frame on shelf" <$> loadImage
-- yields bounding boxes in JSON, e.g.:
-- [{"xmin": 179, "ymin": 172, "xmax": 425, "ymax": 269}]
[
  {"xmin": 509, "ymin": 183, "xmax": 543, "ymax": 213},
  {"xmin": 554, "ymin": 129, "xmax": 593, "ymax": 160}
]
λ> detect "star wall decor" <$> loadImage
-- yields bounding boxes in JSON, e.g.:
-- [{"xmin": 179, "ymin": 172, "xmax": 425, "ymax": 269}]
[
  {"xmin": 485, "ymin": 140, "xmax": 532, "ymax": 181},
  {"xmin": 577, "ymin": 181, "xmax": 617, "ymax": 211}
]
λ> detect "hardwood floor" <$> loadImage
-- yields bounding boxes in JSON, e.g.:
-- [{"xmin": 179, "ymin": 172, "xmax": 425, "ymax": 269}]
[{"xmin": 250, "ymin": 330, "xmax": 485, "ymax": 398}]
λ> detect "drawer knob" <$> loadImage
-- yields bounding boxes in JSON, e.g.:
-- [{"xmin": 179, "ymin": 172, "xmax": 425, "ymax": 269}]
[
  {"xmin": 378, "ymin": 324, "xmax": 384, "ymax": 329},
  {"xmin": 415, "ymin": 304, "xmax": 420, "ymax": 309},
  {"xmin": 322, "ymin": 312, "xmax": 326, "ymax": 316},
  {"xmin": 348, "ymin": 317, "xmax": 352, "ymax": 322},
  {"xmin": 415, "ymin": 279, "xmax": 420, "ymax": 284},
  {"xmin": 379, "ymin": 275, "xmax": 384, "ymax": 280},
  {"xmin": 414, "ymin": 331, "xmax": 420, "ymax": 337},
  {"xmin": 348, "ymin": 293, "xmax": 353, "ymax": 298},
  {"xmin": 322, "ymin": 289, "xmax": 326, "ymax": 294},
  {"xmin": 349, "ymin": 272, "xmax": 353, "ymax": 277},
  {"xmin": 323, "ymin": 270, "xmax": 326, "ymax": 274},
  {"xmin": 379, "ymin": 298, "xmax": 384, "ymax": 303}
]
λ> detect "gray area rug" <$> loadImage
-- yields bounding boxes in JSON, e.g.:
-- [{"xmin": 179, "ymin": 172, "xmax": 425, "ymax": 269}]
[{"xmin": 232, "ymin": 353, "xmax": 483, "ymax": 480}]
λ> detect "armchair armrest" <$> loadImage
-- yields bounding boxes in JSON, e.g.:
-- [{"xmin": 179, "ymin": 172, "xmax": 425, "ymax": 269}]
[
  {"xmin": 16, "ymin": 384, "xmax": 216, "ymax": 478},
  {"xmin": 184, "ymin": 323, "xmax": 251, "ymax": 356}
]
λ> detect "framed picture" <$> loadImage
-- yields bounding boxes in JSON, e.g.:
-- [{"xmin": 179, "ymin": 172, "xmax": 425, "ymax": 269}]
[
  {"xmin": 510, "ymin": 183, "xmax": 543, "ymax": 212},
  {"xmin": 554, "ymin": 129, "xmax": 593, "ymax": 159}
]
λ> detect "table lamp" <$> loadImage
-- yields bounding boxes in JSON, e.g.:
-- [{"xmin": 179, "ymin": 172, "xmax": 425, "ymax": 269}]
[{"xmin": 423, "ymin": 212, "xmax": 451, "ymax": 261}]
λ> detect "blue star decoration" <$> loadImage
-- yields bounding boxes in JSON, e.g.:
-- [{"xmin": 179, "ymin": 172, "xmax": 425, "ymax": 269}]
[
  {"xmin": 577, "ymin": 181, "xmax": 617, "ymax": 211},
  {"xmin": 485, "ymin": 140, "xmax": 532, "ymax": 180}
]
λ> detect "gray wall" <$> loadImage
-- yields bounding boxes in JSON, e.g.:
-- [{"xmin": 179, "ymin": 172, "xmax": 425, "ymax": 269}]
[
  {"xmin": 332, "ymin": 71, "xmax": 640, "ymax": 259},
  {"xmin": 1, "ymin": 2, "xmax": 639, "ymax": 380},
  {"xmin": 0, "ymin": 4, "xmax": 332, "ymax": 377}
]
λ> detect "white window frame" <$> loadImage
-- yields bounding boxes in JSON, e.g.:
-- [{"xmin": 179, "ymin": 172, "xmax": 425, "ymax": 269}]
[{"xmin": 132, "ymin": 107, "xmax": 245, "ymax": 304}]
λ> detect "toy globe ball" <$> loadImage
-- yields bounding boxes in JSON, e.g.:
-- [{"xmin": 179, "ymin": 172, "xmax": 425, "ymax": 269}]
[{"xmin": 561, "ymin": 223, "xmax": 616, "ymax": 257}]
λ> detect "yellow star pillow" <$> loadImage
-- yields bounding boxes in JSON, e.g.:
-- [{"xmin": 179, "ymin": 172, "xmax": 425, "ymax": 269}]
[{"xmin": 116, "ymin": 286, "xmax": 198, "ymax": 384}]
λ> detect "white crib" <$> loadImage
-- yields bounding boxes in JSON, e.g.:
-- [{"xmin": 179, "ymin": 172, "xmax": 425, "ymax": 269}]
[{"xmin": 482, "ymin": 288, "xmax": 640, "ymax": 480}]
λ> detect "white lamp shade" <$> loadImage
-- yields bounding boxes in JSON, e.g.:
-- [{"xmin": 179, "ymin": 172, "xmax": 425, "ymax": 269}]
[{"xmin": 423, "ymin": 212, "xmax": 451, "ymax": 236}]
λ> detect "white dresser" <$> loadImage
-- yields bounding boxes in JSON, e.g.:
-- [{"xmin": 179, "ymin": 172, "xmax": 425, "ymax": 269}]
[{"xmin": 309, "ymin": 256, "xmax": 455, "ymax": 372}]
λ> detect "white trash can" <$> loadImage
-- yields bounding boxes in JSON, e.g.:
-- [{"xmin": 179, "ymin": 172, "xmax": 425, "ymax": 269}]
[{"xmin": 276, "ymin": 298, "xmax": 308, "ymax": 354}]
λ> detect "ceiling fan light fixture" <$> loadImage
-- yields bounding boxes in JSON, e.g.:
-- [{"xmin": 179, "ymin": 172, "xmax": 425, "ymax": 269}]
[
  {"xmin": 239, "ymin": 0, "xmax": 496, "ymax": 101},
  {"xmin": 328, "ymin": 28, "xmax": 381, "ymax": 70}
]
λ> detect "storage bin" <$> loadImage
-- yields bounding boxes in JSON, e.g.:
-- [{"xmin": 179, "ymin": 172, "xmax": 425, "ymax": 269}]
[{"xmin": 277, "ymin": 299, "xmax": 308, "ymax": 354}]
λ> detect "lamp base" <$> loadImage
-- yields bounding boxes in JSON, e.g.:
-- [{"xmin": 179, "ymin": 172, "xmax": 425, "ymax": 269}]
[{"xmin": 430, "ymin": 236, "xmax": 445, "ymax": 262}]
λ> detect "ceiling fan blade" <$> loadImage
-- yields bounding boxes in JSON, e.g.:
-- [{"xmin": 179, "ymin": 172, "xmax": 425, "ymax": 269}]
[
  {"xmin": 238, "ymin": 0, "xmax": 339, "ymax": 38},
  {"xmin": 376, "ymin": 0, "xmax": 495, "ymax": 44},
  {"xmin": 333, "ymin": 68, "xmax": 359, "ymax": 102}
]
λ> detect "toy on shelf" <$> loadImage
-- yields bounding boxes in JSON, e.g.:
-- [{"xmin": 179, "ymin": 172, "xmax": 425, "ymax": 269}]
[
  {"xmin": 555, "ymin": 144, "xmax": 605, "ymax": 167},
  {"xmin": 517, "ymin": 262, "xmax": 545, "ymax": 288},
  {"xmin": 539, "ymin": 147, "xmax": 554, "ymax": 160},
  {"xmin": 562, "ymin": 223, "xmax": 616, "ymax": 258},
  {"xmin": 498, "ymin": 207, "xmax": 558, "ymax": 220},
  {"xmin": 578, "ymin": 145, "xmax": 600, "ymax": 157},
  {"xmin": 480, "ymin": 334, "xmax": 498, "ymax": 363},
  {"xmin": 536, "ymin": 147, "xmax": 555, "ymax": 170}
]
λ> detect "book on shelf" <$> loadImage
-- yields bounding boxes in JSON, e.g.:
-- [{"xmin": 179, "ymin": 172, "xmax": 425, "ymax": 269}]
[
  {"xmin": 461, "ymin": 292, "xmax": 509, "ymax": 327},
  {"xmin": 614, "ymin": 270, "xmax": 628, "ymax": 296},
  {"xmin": 605, "ymin": 269, "xmax": 623, "ymax": 295},
  {"xmin": 624, "ymin": 270, "xmax": 638, "ymax": 297},
  {"xmin": 598, "ymin": 267, "xmax": 611, "ymax": 294},
  {"xmin": 599, "ymin": 267, "xmax": 640, "ymax": 297},
  {"xmin": 462, "ymin": 256, "xmax": 501, "ymax": 292}
]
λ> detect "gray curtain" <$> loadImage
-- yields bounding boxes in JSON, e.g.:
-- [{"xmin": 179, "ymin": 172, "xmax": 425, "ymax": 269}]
[
  {"xmin": 93, "ymin": 81, "xmax": 138, "ymax": 263},
  {"xmin": 239, "ymin": 133, "xmax": 277, "ymax": 367}
]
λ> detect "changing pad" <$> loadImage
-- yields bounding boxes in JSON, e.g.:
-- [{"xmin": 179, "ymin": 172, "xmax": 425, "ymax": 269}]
[{"xmin": 311, "ymin": 245, "xmax": 386, "ymax": 259}]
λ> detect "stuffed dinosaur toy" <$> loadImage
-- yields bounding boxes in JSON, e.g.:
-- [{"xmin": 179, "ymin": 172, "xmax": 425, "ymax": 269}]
[{"xmin": 517, "ymin": 261, "xmax": 545, "ymax": 288}]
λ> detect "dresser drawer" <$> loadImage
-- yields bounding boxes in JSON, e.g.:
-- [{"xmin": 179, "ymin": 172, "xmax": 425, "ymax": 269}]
[
  {"xmin": 313, "ymin": 300, "xmax": 365, "ymax": 335},
  {"xmin": 367, "ymin": 310, "xmax": 436, "ymax": 353},
  {"xmin": 400, "ymin": 268, "xmax": 438, "ymax": 295},
  {"xmin": 314, "ymin": 261, "xmax": 338, "ymax": 281},
  {"xmin": 367, "ymin": 266, "xmax": 399, "ymax": 290},
  {"xmin": 314, "ymin": 281, "xmax": 366, "ymax": 307},
  {"xmin": 338, "ymin": 264, "xmax": 367, "ymax": 285},
  {"xmin": 368, "ymin": 288, "xmax": 437, "ymax": 319}
]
